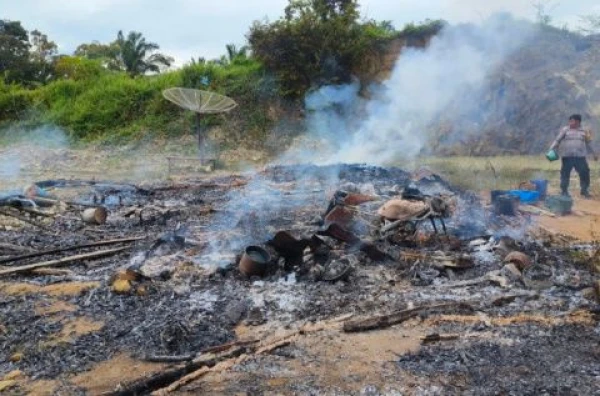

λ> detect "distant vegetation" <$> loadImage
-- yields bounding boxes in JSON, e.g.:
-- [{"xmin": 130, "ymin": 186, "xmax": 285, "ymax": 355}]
[{"xmin": 0, "ymin": 0, "xmax": 443, "ymax": 146}]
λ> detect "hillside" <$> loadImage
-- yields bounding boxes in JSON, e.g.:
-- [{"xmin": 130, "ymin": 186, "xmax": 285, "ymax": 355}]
[
  {"xmin": 433, "ymin": 28, "xmax": 600, "ymax": 155},
  {"xmin": 1, "ymin": 19, "xmax": 599, "ymax": 160}
]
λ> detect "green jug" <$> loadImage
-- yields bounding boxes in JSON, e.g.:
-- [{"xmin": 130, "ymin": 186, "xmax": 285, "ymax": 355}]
[{"xmin": 546, "ymin": 149, "xmax": 558, "ymax": 162}]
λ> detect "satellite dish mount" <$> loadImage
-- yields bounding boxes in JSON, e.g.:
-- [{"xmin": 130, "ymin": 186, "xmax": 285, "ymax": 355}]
[{"xmin": 163, "ymin": 88, "xmax": 238, "ymax": 158}]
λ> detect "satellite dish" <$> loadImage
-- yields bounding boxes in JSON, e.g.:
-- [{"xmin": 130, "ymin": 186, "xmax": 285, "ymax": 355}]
[
  {"xmin": 162, "ymin": 88, "xmax": 237, "ymax": 114},
  {"xmin": 162, "ymin": 88, "xmax": 238, "ymax": 157}
]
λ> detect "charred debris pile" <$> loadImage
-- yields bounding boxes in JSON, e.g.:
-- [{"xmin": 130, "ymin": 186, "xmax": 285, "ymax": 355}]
[{"xmin": 0, "ymin": 164, "xmax": 599, "ymax": 393}]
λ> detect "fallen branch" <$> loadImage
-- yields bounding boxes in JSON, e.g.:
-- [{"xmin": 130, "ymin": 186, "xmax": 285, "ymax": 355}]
[
  {"xmin": 141, "ymin": 355, "xmax": 196, "ymax": 364},
  {"xmin": 141, "ymin": 339, "xmax": 259, "ymax": 363},
  {"xmin": 343, "ymin": 302, "xmax": 473, "ymax": 333},
  {"xmin": 31, "ymin": 196, "xmax": 98, "ymax": 208},
  {"xmin": 437, "ymin": 271, "xmax": 509, "ymax": 289},
  {"xmin": 0, "ymin": 243, "xmax": 35, "ymax": 253},
  {"xmin": 0, "ymin": 236, "xmax": 144, "ymax": 265},
  {"xmin": 116, "ymin": 314, "xmax": 353, "ymax": 396},
  {"xmin": 104, "ymin": 347, "xmax": 247, "ymax": 396},
  {"xmin": 0, "ymin": 208, "xmax": 54, "ymax": 232},
  {"xmin": 198, "ymin": 339, "xmax": 259, "ymax": 355},
  {"xmin": 31, "ymin": 268, "xmax": 75, "ymax": 277},
  {"xmin": 153, "ymin": 339, "xmax": 292, "ymax": 394},
  {"xmin": 16, "ymin": 207, "xmax": 56, "ymax": 218},
  {"xmin": 420, "ymin": 333, "xmax": 460, "ymax": 344},
  {"xmin": 0, "ymin": 246, "xmax": 131, "ymax": 277}
]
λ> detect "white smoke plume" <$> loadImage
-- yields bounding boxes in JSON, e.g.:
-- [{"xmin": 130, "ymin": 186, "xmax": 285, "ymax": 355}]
[
  {"xmin": 0, "ymin": 125, "xmax": 69, "ymax": 189},
  {"xmin": 295, "ymin": 13, "xmax": 535, "ymax": 165}
]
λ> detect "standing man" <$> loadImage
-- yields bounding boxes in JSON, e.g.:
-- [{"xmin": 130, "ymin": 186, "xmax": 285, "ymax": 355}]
[{"xmin": 550, "ymin": 114, "xmax": 598, "ymax": 198}]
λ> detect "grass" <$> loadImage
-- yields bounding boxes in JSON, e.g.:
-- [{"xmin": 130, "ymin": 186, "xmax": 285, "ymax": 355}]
[
  {"xmin": 2, "ymin": 129, "xmax": 599, "ymax": 198},
  {"xmin": 0, "ymin": 59, "xmax": 272, "ymax": 145},
  {"xmin": 403, "ymin": 155, "xmax": 600, "ymax": 193}
]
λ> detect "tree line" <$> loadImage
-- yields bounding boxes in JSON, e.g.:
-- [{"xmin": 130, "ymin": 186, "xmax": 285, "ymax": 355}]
[
  {"xmin": 1, "ymin": 0, "xmax": 446, "ymax": 97},
  {"xmin": 2, "ymin": 0, "xmax": 600, "ymax": 96}
]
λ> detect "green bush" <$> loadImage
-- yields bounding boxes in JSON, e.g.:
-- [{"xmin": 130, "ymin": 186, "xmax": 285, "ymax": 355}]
[
  {"xmin": 248, "ymin": 0, "xmax": 401, "ymax": 97},
  {"xmin": 0, "ymin": 58, "xmax": 274, "ymax": 144},
  {"xmin": 53, "ymin": 56, "xmax": 106, "ymax": 81},
  {"xmin": 0, "ymin": 81, "xmax": 36, "ymax": 123}
]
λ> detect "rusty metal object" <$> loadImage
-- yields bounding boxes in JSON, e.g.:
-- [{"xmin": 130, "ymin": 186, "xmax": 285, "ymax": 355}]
[
  {"xmin": 504, "ymin": 251, "xmax": 532, "ymax": 271},
  {"xmin": 81, "ymin": 207, "xmax": 108, "ymax": 225},
  {"xmin": 308, "ymin": 235, "xmax": 331, "ymax": 257},
  {"xmin": 323, "ymin": 205, "xmax": 354, "ymax": 227},
  {"xmin": 321, "ymin": 260, "xmax": 353, "ymax": 282},
  {"xmin": 268, "ymin": 231, "xmax": 309, "ymax": 258},
  {"xmin": 239, "ymin": 246, "xmax": 271, "ymax": 277},
  {"xmin": 318, "ymin": 223, "xmax": 360, "ymax": 244},
  {"xmin": 359, "ymin": 243, "xmax": 389, "ymax": 262}
]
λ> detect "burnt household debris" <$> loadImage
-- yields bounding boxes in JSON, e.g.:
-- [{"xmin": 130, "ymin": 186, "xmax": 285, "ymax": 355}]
[{"xmin": 0, "ymin": 164, "xmax": 599, "ymax": 395}]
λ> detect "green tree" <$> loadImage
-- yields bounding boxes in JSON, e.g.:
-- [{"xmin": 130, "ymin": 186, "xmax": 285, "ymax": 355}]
[
  {"xmin": 225, "ymin": 44, "xmax": 250, "ymax": 64},
  {"xmin": 74, "ymin": 41, "xmax": 121, "ymax": 69},
  {"xmin": 114, "ymin": 30, "xmax": 173, "ymax": 76},
  {"xmin": 0, "ymin": 20, "xmax": 31, "ymax": 83},
  {"xmin": 54, "ymin": 55, "xmax": 105, "ymax": 80},
  {"xmin": 248, "ymin": 0, "xmax": 396, "ymax": 96},
  {"xmin": 29, "ymin": 29, "xmax": 58, "ymax": 83}
]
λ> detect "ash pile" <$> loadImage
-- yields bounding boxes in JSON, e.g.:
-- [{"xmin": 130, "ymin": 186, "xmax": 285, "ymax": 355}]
[{"xmin": 0, "ymin": 164, "xmax": 599, "ymax": 394}]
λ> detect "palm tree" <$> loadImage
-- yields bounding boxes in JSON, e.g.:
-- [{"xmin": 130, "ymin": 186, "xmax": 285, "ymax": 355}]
[
  {"xmin": 115, "ymin": 30, "xmax": 173, "ymax": 76},
  {"xmin": 225, "ymin": 44, "xmax": 249, "ymax": 64}
]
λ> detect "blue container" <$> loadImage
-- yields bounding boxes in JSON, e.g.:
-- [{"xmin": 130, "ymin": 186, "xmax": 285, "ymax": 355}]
[
  {"xmin": 530, "ymin": 179, "xmax": 548, "ymax": 200},
  {"xmin": 508, "ymin": 190, "xmax": 540, "ymax": 204}
]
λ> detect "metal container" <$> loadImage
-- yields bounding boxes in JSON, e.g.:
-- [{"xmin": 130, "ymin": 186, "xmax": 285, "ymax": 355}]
[
  {"xmin": 81, "ymin": 207, "xmax": 108, "ymax": 225},
  {"xmin": 545, "ymin": 195, "xmax": 573, "ymax": 215},
  {"xmin": 239, "ymin": 246, "xmax": 271, "ymax": 277},
  {"xmin": 491, "ymin": 190, "xmax": 510, "ymax": 204},
  {"xmin": 493, "ymin": 195, "xmax": 519, "ymax": 216}
]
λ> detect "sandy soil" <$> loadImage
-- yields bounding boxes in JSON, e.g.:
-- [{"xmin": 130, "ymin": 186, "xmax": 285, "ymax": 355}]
[{"xmin": 539, "ymin": 196, "xmax": 600, "ymax": 241}]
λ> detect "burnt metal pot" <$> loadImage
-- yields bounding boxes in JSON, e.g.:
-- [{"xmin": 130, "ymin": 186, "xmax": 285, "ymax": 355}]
[
  {"xmin": 239, "ymin": 246, "xmax": 271, "ymax": 277},
  {"xmin": 493, "ymin": 195, "xmax": 519, "ymax": 216},
  {"xmin": 81, "ymin": 207, "xmax": 108, "ymax": 225}
]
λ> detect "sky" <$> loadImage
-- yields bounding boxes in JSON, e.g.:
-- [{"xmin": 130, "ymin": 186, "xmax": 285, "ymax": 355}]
[{"xmin": 3, "ymin": 0, "xmax": 600, "ymax": 66}]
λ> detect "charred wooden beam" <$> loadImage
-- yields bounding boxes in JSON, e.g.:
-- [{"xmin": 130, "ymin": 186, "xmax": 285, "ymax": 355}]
[
  {"xmin": 0, "ymin": 246, "xmax": 132, "ymax": 277},
  {"xmin": 342, "ymin": 302, "xmax": 474, "ymax": 333},
  {"xmin": 0, "ymin": 236, "xmax": 145, "ymax": 266}
]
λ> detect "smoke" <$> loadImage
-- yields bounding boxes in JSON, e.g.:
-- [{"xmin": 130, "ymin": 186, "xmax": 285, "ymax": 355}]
[
  {"xmin": 198, "ymin": 165, "xmax": 341, "ymax": 267},
  {"xmin": 0, "ymin": 125, "xmax": 69, "ymax": 189},
  {"xmin": 295, "ymin": 14, "xmax": 535, "ymax": 165},
  {"xmin": 197, "ymin": 14, "xmax": 538, "ymax": 263}
]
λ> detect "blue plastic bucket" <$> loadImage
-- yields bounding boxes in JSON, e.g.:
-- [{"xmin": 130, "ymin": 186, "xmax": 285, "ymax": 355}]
[
  {"xmin": 508, "ymin": 190, "xmax": 540, "ymax": 204},
  {"xmin": 530, "ymin": 179, "xmax": 548, "ymax": 200}
]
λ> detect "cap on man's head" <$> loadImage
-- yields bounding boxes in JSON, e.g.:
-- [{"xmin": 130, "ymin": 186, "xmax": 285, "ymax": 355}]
[{"xmin": 569, "ymin": 114, "xmax": 582, "ymax": 122}]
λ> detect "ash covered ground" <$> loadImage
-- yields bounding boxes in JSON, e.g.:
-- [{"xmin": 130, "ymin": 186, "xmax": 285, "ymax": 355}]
[{"xmin": 0, "ymin": 164, "xmax": 598, "ymax": 395}]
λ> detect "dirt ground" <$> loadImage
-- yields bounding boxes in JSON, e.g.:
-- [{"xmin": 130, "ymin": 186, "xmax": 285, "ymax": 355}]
[
  {"xmin": 1, "ymin": 145, "xmax": 599, "ymax": 395},
  {"xmin": 539, "ymin": 196, "xmax": 600, "ymax": 241}
]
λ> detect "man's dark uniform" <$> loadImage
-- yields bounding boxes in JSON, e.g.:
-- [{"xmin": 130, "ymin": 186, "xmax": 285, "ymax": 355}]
[{"xmin": 550, "ymin": 125, "xmax": 593, "ymax": 196}]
